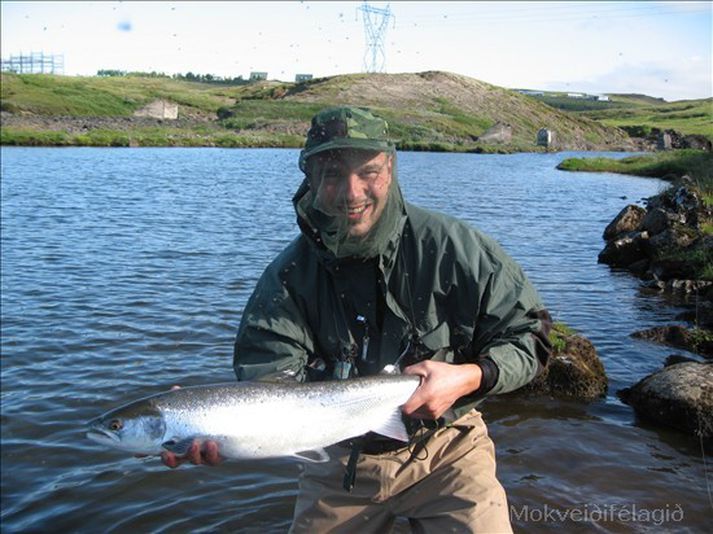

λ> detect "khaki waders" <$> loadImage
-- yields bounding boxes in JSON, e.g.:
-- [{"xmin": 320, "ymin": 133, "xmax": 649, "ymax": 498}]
[{"xmin": 289, "ymin": 410, "xmax": 512, "ymax": 534}]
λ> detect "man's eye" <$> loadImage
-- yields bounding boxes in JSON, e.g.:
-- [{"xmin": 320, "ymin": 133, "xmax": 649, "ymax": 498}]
[
  {"xmin": 322, "ymin": 171, "xmax": 342, "ymax": 182},
  {"xmin": 360, "ymin": 171, "xmax": 379, "ymax": 181}
]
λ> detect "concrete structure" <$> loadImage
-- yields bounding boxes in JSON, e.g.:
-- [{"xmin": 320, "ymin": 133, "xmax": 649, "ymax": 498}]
[
  {"xmin": 657, "ymin": 131, "xmax": 673, "ymax": 150},
  {"xmin": 478, "ymin": 122, "xmax": 513, "ymax": 144},
  {"xmin": 133, "ymin": 100, "xmax": 178, "ymax": 120},
  {"xmin": 537, "ymin": 128, "xmax": 555, "ymax": 149},
  {"xmin": 295, "ymin": 74, "xmax": 313, "ymax": 82},
  {"xmin": 516, "ymin": 89, "xmax": 544, "ymax": 97},
  {"xmin": 249, "ymin": 71, "xmax": 268, "ymax": 81},
  {"xmin": 597, "ymin": 95, "xmax": 610, "ymax": 102}
]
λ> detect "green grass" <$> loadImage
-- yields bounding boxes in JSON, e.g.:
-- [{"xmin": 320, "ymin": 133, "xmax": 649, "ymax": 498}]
[
  {"xmin": 557, "ymin": 150, "xmax": 713, "ymax": 193},
  {"xmin": 0, "ymin": 126, "xmax": 305, "ymax": 148},
  {"xmin": 581, "ymin": 98, "xmax": 713, "ymax": 140},
  {"xmin": 549, "ymin": 322, "xmax": 575, "ymax": 353},
  {"xmin": 1, "ymin": 72, "xmax": 234, "ymax": 116}
]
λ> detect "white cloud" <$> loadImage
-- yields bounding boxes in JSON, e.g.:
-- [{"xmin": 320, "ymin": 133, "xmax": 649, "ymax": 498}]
[{"xmin": 545, "ymin": 58, "xmax": 712, "ymax": 100}]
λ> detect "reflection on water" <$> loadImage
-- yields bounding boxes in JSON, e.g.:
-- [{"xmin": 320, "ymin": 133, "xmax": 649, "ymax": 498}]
[{"xmin": 1, "ymin": 147, "xmax": 709, "ymax": 532}]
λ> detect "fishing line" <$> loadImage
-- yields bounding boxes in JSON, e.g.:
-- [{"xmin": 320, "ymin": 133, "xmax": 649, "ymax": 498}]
[{"xmin": 700, "ymin": 416, "xmax": 713, "ymax": 510}]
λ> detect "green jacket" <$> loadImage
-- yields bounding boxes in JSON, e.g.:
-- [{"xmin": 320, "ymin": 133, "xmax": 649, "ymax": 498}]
[{"xmin": 234, "ymin": 186, "xmax": 551, "ymax": 418}]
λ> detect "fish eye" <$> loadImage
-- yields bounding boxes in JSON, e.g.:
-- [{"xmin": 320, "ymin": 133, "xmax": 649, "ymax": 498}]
[{"xmin": 109, "ymin": 419, "xmax": 123, "ymax": 431}]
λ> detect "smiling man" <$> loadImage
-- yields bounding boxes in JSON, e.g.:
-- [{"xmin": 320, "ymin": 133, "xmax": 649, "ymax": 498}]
[
  {"xmin": 169, "ymin": 106, "xmax": 552, "ymax": 532},
  {"xmin": 231, "ymin": 106, "xmax": 552, "ymax": 532}
]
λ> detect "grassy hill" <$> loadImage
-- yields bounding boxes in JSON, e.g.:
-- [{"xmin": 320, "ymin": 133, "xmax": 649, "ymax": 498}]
[
  {"xmin": 579, "ymin": 98, "xmax": 713, "ymax": 139},
  {"xmin": 518, "ymin": 89, "xmax": 712, "ymax": 141},
  {"xmin": 1, "ymin": 71, "xmax": 634, "ymax": 151}
]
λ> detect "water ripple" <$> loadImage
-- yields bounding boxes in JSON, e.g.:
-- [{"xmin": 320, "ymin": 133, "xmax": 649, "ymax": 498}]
[{"xmin": 1, "ymin": 147, "xmax": 707, "ymax": 532}]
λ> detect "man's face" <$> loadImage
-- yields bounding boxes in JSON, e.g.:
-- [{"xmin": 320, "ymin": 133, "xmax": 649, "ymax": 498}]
[{"xmin": 310, "ymin": 150, "xmax": 393, "ymax": 237}]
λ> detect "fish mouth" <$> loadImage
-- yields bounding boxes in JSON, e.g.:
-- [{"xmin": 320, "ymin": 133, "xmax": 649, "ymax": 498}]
[{"xmin": 86, "ymin": 427, "xmax": 120, "ymax": 443}]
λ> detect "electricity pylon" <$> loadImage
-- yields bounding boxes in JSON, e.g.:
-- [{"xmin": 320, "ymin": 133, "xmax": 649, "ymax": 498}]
[{"xmin": 357, "ymin": 2, "xmax": 394, "ymax": 73}]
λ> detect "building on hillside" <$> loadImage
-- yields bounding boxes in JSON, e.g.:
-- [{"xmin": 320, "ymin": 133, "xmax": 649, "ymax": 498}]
[
  {"xmin": 516, "ymin": 89, "xmax": 544, "ymax": 97},
  {"xmin": 478, "ymin": 122, "xmax": 513, "ymax": 144},
  {"xmin": 597, "ymin": 95, "xmax": 610, "ymax": 101},
  {"xmin": 537, "ymin": 128, "xmax": 555, "ymax": 149},
  {"xmin": 295, "ymin": 74, "xmax": 313, "ymax": 83},
  {"xmin": 133, "ymin": 100, "xmax": 178, "ymax": 120},
  {"xmin": 249, "ymin": 71, "xmax": 268, "ymax": 81}
]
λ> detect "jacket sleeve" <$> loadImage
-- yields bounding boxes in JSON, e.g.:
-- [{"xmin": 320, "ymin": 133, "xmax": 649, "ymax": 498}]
[
  {"xmin": 233, "ymin": 261, "xmax": 314, "ymax": 383},
  {"xmin": 467, "ymin": 239, "xmax": 552, "ymax": 397}
]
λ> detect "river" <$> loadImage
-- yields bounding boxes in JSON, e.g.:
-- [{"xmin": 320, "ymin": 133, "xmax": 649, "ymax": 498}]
[{"xmin": 1, "ymin": 147, "xmax": 709, "ymax": 533}]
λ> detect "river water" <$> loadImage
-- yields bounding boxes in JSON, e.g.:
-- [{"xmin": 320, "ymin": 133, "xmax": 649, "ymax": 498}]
[{"xmin": 1, "ymin": 147, "xmax": 709, "ymax": 533}]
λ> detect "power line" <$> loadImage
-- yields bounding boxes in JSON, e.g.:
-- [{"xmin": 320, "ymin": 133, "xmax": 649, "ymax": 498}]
[{"xmin": 400, "ymin": 4, "xmax": 709, "ymax": 27}]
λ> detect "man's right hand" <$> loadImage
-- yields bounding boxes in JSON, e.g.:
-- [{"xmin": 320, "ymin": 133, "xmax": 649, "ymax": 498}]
[
  {"xmin": 157, "ymin": 385, "xmax": 223, "ymax": 469},
  {"xmin": 161, "ymin": 439, "xmax": 222, "ymax": 468}
]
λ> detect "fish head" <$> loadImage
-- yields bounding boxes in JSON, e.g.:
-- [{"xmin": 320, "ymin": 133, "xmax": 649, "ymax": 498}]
[{"xmin": 86, "ymin": 400, "xmax": 166, "ymax": 455}]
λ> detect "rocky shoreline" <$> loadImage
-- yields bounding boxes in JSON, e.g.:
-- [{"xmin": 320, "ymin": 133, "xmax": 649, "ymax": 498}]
[{"xmin": 598, "ymin": 178, "xmax": 712, "ymax": 439}]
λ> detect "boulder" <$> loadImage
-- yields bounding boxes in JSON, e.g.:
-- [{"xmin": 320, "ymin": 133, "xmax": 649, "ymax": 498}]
[
  {"xmin": 664, "ymin": 354, "xmax": 700, "ymax": 366},
  {"xmin": 643, "ymin": 227, "xmax": 695, "ymax": 258},
  {"xmin": 618, "ymin": 362, "xmax": 713, "ymax": 438},
  {"xmin": 672, "ymin": 186, "xmax": 701, "ymax": 214},
  {"xmin": 598, "ymin": 231, "xmax": 648, "ymax": 267},
  {"xmin": 520, "ymin": 333, "xmax": 607, "ymax": 400},
  {"xmin": 603, "ymin": 205, "xmax": 646, "ymax": 240},
  {"xmin": 632, "ymin": 325, "xmax": 713, "ymax": 357},
  {"xmin": 640, "ymin": 207, "xmax": 676, "ymax": 236},
  {"xmin": 647, "ymin": 258, "xmax": 698, "ymax": 281},
  {"xmin": 682, "ymin": 134, "xmax": 712, "ymax": 152}
]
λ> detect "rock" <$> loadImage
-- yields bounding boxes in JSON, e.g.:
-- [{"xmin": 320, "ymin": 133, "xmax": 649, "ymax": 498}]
[
  {"xmin": 640, "ymin": 207, "xmax": 677, "ymax": 236},
  {"xmin": 682, "ymin": 135, "xmax": 712, "ymax": 152},
  {"xmin": 520, "ymin": 333, "xmax": 607, "ymax": 400},
  {"xmin": 598, "ymin": 231, "xmax": 648, "ymax": 267},
  {"xmin": 672, "ymin": 186, "xmax": 700, "ymax": 213},
  {"xmin": 665, "ymin": 279, "xmax": 713, "ymax": 294},
  {"xmin": 647, "ymin": 258, "xmax": 698, "ymax": 281},
  {"xmin": 618, "ymin": 362, "xmax": 713, "ymax": 438},
  {"xmin": 664, "ymin": 354, "xmax": 700, "ymax": 366},
  {"xmin": 628, "ymin": 258, "xmax": 650, "ymax": 276},
  {"xmin": 632, "ymin": 325, "xmax": 713, "ymax": 357},
  {"xmin": 603, "ymin": 205, "xmax": 646, "ymax": 240},
  {"xmin": 643, "ymin": 227, "xmax": 695, "ymax": 258}
]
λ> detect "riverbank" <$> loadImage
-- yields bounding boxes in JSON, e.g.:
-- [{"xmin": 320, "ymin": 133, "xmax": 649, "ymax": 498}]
[
  {"xmin": 562, "ymin": 149, "xmax": 713, "ymax": 438},
  {"xmin": 557, "ymin": 149, "xmax": 713, "ymax": 190}
]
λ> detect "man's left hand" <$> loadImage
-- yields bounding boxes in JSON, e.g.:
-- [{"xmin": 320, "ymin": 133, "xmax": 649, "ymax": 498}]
[{"xmin": 401, "ymin": 361, "xmax": 483, "ymax": 419}]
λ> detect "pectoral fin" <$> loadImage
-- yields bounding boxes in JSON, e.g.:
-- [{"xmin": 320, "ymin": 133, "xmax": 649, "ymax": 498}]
[
  {"xmin": 372, "ymin": 409, "xmax": 409, "ymax": 442},
  {"xmin": 161, "ymin": 437, "xmax": 197, "ymax": 456},
  {"xmin": 293, "ymin": 448, "xmax": 330, "ymax": 463}
]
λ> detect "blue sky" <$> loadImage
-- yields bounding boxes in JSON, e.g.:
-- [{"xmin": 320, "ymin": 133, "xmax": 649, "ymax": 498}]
[{"xmin": 2, "ymin": 1, "xmax": 711, "ymax": 101}]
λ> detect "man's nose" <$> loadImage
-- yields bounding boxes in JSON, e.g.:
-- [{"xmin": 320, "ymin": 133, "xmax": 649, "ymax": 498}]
[{"xmin": 342, "ymin": 172, "xmax": 363, "ymax": 201}]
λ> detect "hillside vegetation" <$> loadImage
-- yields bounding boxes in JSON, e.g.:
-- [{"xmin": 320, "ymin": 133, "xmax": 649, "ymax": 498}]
[
  {"xmin": 579, "ymin": 98, "xmax": 713, "ymax": 140},
  {"xmin": 520, "ymin": 90, "xmax": 712, "ymax": 140},
  {"xmin": 1, "ymin": 71, "xmax": 634, "ymax": 151}
]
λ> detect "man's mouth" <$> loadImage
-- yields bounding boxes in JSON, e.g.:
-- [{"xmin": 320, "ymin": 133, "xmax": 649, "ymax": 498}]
[{"xmin": 346, "ymin": 203, "xmax": 371, "ymax": 220}]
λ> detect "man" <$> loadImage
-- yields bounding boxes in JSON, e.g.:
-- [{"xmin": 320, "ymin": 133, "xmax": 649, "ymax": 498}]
[{"xmin": 167, "ymin": 106, "xmax": 552, "ymax": 533}]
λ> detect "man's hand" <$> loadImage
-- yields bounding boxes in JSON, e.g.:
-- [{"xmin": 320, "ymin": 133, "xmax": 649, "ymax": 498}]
[
  {"xmin": 161, "ymin": 440, "xmax": 222, "ymax": 469},
  {"xmin": 139, "ymin": 385, "xmax": 223, "ymax": 469},
  {"xmin": 401, "ymin": 361, "xmax": 483, "ymax": 419}
]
